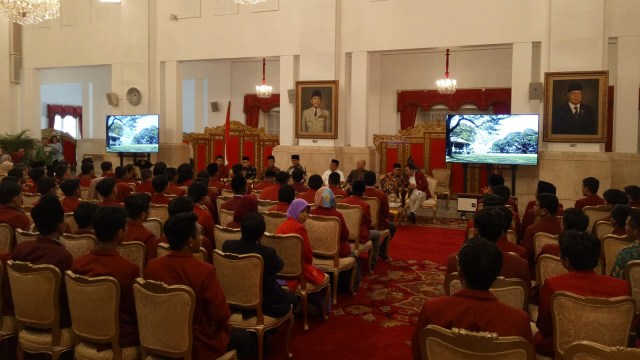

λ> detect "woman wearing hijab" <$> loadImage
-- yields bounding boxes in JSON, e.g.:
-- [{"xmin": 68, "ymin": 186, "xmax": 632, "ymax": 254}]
[
  {"xmin": 310, "ymin": 187, "xmax": 351, "ymax": 258},
  {"xmin": 275, "ymin": 198, "xmax": 326, "ymax": 290},
  {"xmin": 226, "ymin": 195, "xmax": 258, "ymax": 229}
]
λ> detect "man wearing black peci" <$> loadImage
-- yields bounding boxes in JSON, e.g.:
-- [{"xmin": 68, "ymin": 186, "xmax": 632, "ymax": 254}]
[{"xmin": 552, "ymin": 82, "xmax": 597, "ymax": 135}]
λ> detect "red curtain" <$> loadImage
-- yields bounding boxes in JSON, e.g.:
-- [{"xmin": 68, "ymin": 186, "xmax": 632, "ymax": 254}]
[
  {"xmin": 46, "ymin": 104, "xmax": 83, "ymax": 137},
  {"xmin": 397, "ymin": 88, "xmax": 512, "ymax": 116},
  {"xmin": 492, "ymin": 102, "xmax": 510, "ymax": 115},
  {"xmin": 243, "ymin": 94, "xmax": 280, "ymax": 128},
  {"xmin": 400, "ymin": 103, "xmax": 418, "ymax": 130}
]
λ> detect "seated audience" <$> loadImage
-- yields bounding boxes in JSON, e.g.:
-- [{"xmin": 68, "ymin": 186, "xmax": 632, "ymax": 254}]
[
  {"xmin": 364, "ymin": 170, "xmax": 397, "ymax": 242},
  {"xmin": 124, "ymin": 193, "xmax": 158, "ymax": 261},
  {"xmin": 610, "ymin": 207, "xmax": 640, "ymax": 278},
  {"xmin": 177, "ymin": 163, "xmax": 194, "ymax": 188},
  {"xmin": 260, "ymin": 171, "xmax": 290, "ymax": 201},
  {"xmin": 11, "ymin": 195, "xmax": 73, "ymax": 327},
  {"xmin": 100, "ymin": 161, "xmax": 115, "ymax": 178},
  {"xmin": 220, "ymin": 175, "xmax": 248, "ymax": 212},
  {"xmin": 346, "ymin": 159, "xmax": 367, "ymax": 187},
  {"xmin": 447, "ymin": 207, "xmax": 529, "ymax": 284},
  {"xmin": 310, "ymin": 187, "xmax": 351, "ymax": 258},
  {"xmin": 522, "ymin": 193, "xmax": 562, "ymax": 264},
  {"xmin": 275, "ymin": 199, "xmax": 327, "ymax": 290},
  {"xmin": 150, "ymin": 175, "xmax": 171, "ymax": 205},
  {"xmin": 73, "ymin": 201, "xmax": 99, "ymax": 235},
  {"xmin": 252, "ymin": 170, "xmax": 276, "ymax": 191},
  {"xmin": 145, "ymin": 212, "xmax": 252, "ymax": 359},
  {"xmin": 322, "ymin": 159, "xmax": 346, "ymax": 186},
  {"xmin": 96, "ymin": 177, "xmax": 122, "ymax": 207},
  {"xmin": 226, "ymin": 195, "xmax": 258, "ymax": 229},
  {"xmin": 60, "ymin": 178, "xmax": 81, "ymax": 213},
  {"xmin": 114, "ymin": 166, "xmax": 132, "ymax": 202},
  {"xmin": 495, "ymin": 206, "xmax": 527, "ymax": 260},
  {"xmin": 610, "ymin": 204, "xmax": 630, "ymax": 236},
  {"xmin": 37, "ymin": 176, "xmax": 58, "ymax": 197},
  {"xmin": 206, "ymin": 163, "xmax": 225, "ymax": 191},
  {"xmin": 25, "ymin": 167, "xmax": 45, "ymax": 193},
  {"xmin": 166, "ymin": 196, "xmax": 213, "ymax": 256},
  {"xmin": 298, "ymin": 174, "xmax": 324, "ymax": 204},
  {"xmin": 268, "ymin": 184, "xmax": 295, "ymax": 213},
  {"xmin": 53, "ymin": 163, "xmax": 70, "ymax": 185},
  {"xmin": 152, "ymin": 162, "xmax": 167, "ymax": 177},
  {"xmin": 71, "ymin": 206, "xmax": 140, "ymax": 349},
  {"xmin": 328, "ymin": 172, "xmax": 347, "ymax": 197},
  {"xmin": 78, "ymin": 162, "xmax": 96, "ymax": 188},
  {"xmin": 290, "ymin": 168, "xmax": 308, "ymax": 193},
  {"xmin": 0, "ymin": 180, "xmax": 30, "ymax": 234},
  {"xmin": 625, "ymin": 185, "xmax": 640, "ymax": 208},
  {"xmin": 574, "ymin": 176, "xmax": 605, "ymax": 210},
  {"xmin": 188, "ymin": 182, "xmax": 216, "ymax": 244},
  {"xmin": 538, "ymin": 207, "xmax": 589, "ymax": 258},
  {"xmin": 521, "ymin": 181, "xmax": 564, "ymax": 237},
  {"xmin": 411, "ymin": 237, "xmax": 533, "ymax": 360},
  {"xmin": 136, "ymin": 169, "xmax": 154, "ymax": 194},
  {"xmin": 534, "ymin": 231, "xmax": 629, "ymax": 356},
  {"xmin": 222, "ymin": 212, "xmax": 298, "ymax": 317},
  {"xmin": 165, "ymin": 167, "xmax": 186, "ymax": 197}
]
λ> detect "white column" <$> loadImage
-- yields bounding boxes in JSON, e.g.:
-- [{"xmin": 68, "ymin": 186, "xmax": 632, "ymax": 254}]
[
  {"xmin": 20, "ymin": 68, "xmax": 38, "ymax": 134},
  {"xmin": 193, "ymin": 78, "xmax": 205, "ymax": 132},
  {"xmin": 279, "ymin": 55, "xmax": 296, "ymax": 146},
  {"xmin": 614, "ymin": 36, "xmax": 640, "ymax": 152},
  {"xmin": 511, "ymin": 43, "xmax": 534, "ymax": 114},
  {"xmin": 349, "ymin": 51, "xmax": 369, "ymax": 148},
  {"xmin": 163, "ymin": 60, "xmax": 183, "ymax": 144}
]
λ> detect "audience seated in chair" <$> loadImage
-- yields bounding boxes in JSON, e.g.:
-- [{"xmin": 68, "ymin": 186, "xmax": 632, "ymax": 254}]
[
  {"xmin": 252, "ymin": 170, "xmax": 276, "ymax": 192},
  {"xmin": 298, "ymin": 175, "xmax": 323, "ymax": 205},
  {"xmin": 311, "ymin": 188, "xmax": 353, "ymax": 258},
  {"xmin": 59, "ymin": 179, "xmax": 81, "ymax": 213},
  {"xmin": 574, "ymin": 177, "xmax": 605, "ymax": 211},
  {"xmin": 136, "ymin": 169, "xmax": 154, "ymax": 195},
  {"xmin": 96, "ymin": 178, "xmax": 123, "ymax": 207},
  {"xmin": 537, "ymin": 208, "xmax": 589, "ymax": 259},
  {"xmin": 226, "ymin": 195, "xmax": 258, "ymax": 230},
  {"xmin": 260, "ymin": 171, "xmax": 290, "ymax": 202},
  {"xmin": 100, "ymin": 161, "xmax": 115, "ymax": 178},
  {"xmin": 521, "ymin": 181, "xmax": 564, "ymax": 238},
  {"xmin": 0, "ymin": 180, "xmax": 30, "ymax": 237},
  {"xmin": 403, "ymin": 164, "xmax": 430, "ymax": 224},
  {"xmin": 412, "ymin": 237, "xmax": 533, "ymax": 360},
  {"xmin": 447, "ymin": 207, "xmax": 530, "ymax": 285},
  {"xmin": 610, "ymin": 207, "xmax": 640, "ymax": 279},
  {"xmin": 124, "ymin": 193, "xmax": 158, "ymax": 262},
  {"xmin": 268, "ymin": 184, "xmax": 295, "ymax": 214},
  {"xmin": 522, "ymin": 193, "xmax": 562, "ymax": 265},
  {"xmin": 164, "ymin": 197, "xmax": 213, "ymax": 259},
  {"xmin": 188, "ymin": 182, "xmax": 216, "ymax": 245},
  {"xmin": 364, "ymin": 170, "xmax": 397, "ymax": 242},
  {"xmin": 206, "ymin": 163, "xmax": 226, "ymax": 191},
  {"xmin": 327, "ymin": 172, "xmax": 347, "ymax": 198},
  {"xmin": 291, "ymin": 168, "xmax": 309, "ymax": 194},
  {"xmin": 220, "ymin": 175, "xmax": 249, "ymax": 212},
  {"xmin": 150, "ymin": 175, "xmax": 171, "ymax": 205},
  {"xmin": 534, "ymin": 230, "xmax": 629, "ymax": 356},
  {"xmin": 73, "ymin": 202, "xmax": 99, "ymax": 236},
  {"xmin": 222, "ymin": 212, "xmax": 298, "ymax": 318},
  {"xmin": 71, "ymin": 205, "xmax": 140, "ymax": 349},
  {"xmin": 625, "ymin": 185, "xmax": 640, "ymax": 208},
  {"xmin": 145, "ymin": 212, "xmax": 253, "ymax": 359},
  {"xmin": 11, "ymin": 195, "xmax": 73, "ymax": 328}
]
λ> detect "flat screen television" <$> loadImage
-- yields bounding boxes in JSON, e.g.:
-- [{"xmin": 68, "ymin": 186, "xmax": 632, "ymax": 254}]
[
  {"xmin": 445, "ymin": 114, "xmax": 539, "ymax": 166},
  {"xmin": 106, "ymin": 114, "xmax": 159, "ymax": 153}
]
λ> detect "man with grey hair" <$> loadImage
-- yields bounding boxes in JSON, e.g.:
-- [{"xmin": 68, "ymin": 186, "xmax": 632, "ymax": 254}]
[{"xmin": 346, "ymin": 159, "xmax": 367, "ymax": 187}]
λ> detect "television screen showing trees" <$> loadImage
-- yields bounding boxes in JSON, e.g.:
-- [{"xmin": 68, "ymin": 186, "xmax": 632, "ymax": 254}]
[
  {"xmin": 106, "ymin": 115, "xmax": 159, "ymax": 153},
  {"xmin": 446, "ymin": 114, "xmax": 539, "ymax": 166}
]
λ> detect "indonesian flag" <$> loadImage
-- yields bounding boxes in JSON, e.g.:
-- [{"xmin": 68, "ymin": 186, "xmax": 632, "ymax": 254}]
[{"xmin": 225, "ymin": 101, "xmax": 231, "ymax": 161}]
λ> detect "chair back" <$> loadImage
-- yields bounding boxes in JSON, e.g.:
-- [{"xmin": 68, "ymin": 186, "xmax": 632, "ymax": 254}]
[
  {"xmin": 425, "ymin": 176, "xmax": 438, "ymax": 200},
  {"xmin": 213, "ymin": 250, "xmax": 264, "ymax": 320},
  {"xmin": 142, "ymin": 218, "xmax": 163, "ymax": 238},
  {"xmin": 362, "ymin": 196, "xmax": 381, "ymax": 228},
  {"xmin": 594, "ymin": 220, "xmax": 614, "ymax": 239},
  {"xmin": 444, "ymin": 273, "xmax": 529, "ymax": 310},
  {"xmin": 79, "ymin": 187, "xmax": 89, "ymax": 200},
  {"xmin": 262, "ymin": 211, "xmax": 287, "ymax": 234},
  {"xmin": 419, "ymin": 325, "xmax": 534, "ymax": 360},
  {"xmin": 148, "ymin": 204, "xmax": 169, "ymax": 223},
  {"xmin": 157, "ymin": 242, "xmax": 207, "ymax": 262},
  {"xmin": 583, "ymin": 205, "xmax": 611, "ymax": 232},
  {"xmin": 213, "ymin": 225, "xmax": 241, "ymax": 251},
  {"xmin": 0, "ymin": 223, "xmax": 14, "ymax": 253},
  {"xmin": 133, "ymin": 278, "xmax": 195, "ymax": 359},
  {"xmin": 221, "ymin": 189, "xmax": 234, "ymax": 197},
  {"xmin": 87, "ymin": 177, "xmax": 105, "ymax": 200},
  {"xmin": 533, "ymin": 232, "xmax": 558, "ymax": 257},
  {"xmin": 602, "ymin": 234, "xmax": 632, "ymax": 275},
  {"xmin": 64, "ymin": 213, "xmax": 78, "ymax": 234},
  {"xmin": 506, "ymin": 230, "xmax": 518, "ymax": 244},
  {"xmin": 551, "ymin": 291, "xmax": 635, "ymax": 357},
  {"xmin": 305, "ymin": 215, "xmax": 341, "ymax": 259},
  {"xmin": 117, "ymin": 241, "xmax": 146, "ymax": 276},
  {"xmin": 261, "ymin": 233, "xmax": 304, "ymax": 280},
  {"xmin": 536, "ymin": 255, "xmax": 568, "ymax": 286},
  {"xmin": 64, "ymin": 272, "xmax": 120, "ymax": 347},
  {"xmin": 219, "ymin": 208, "xmax": 234, "ymax": 227},
  {"xmin": 258, "ymin": 200, "xmax": 278, "ymax": 213},
  {"xmin": 336, "ymin": 203, "xmax": 363, "ymax": 243},
  {"xmin": 15, "ymin": 228, "xmax": 38, "ymax": 244},
  {"xmin": 564, "ymin": 340, "xmax": 640, "ymax": 360},
  {"xmin": 59, "ymin": 233, "xmax": 97, "ymax": 259},
  {"xmin": 7, "ymin": 260, "xmax": 61, "ymax": 330},
  {"xmin": 22, "ymin": 193, "xmax": 40, "ymax": 206},
  {"xmin": 625, "ymin": 260, "xmax": 640, "ymax": 312},
  {"xmin": 215, "ymin": 195, "xmax": 232, "ymax": 220},
  {"xmin": 431, "ymin": 168, "xmax": 451, "ymax": 188}
]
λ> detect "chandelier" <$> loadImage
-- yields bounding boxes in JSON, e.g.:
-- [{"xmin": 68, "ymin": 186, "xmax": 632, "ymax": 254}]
[
  {"xmin": 0, "ymin": 0, "xmax": 60, "ymax": 25},
  {"xmin": 256, "ymin": 58, "xmax": 272, "ymax": 98},
  {"xmin": 234, "ymin": 0, "xmax": 268, "ymax": 5},
  {"xmin": 436, "ymin": 49, "xmax": 457, "ymax": 95}
]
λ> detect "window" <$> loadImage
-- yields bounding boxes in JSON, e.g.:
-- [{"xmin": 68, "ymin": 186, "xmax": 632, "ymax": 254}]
[
  {"xmin": 54, "ymin": 115, "xmax": 81, "ymax": 139},
  {"xmin": 263, "ymin": 108, "xmax": 280, "ymax": 135}
]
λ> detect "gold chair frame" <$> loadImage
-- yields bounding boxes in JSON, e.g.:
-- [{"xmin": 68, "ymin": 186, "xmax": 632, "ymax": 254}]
[{"xmin": 444, "ymin": 273, "xmax": 530, "ymax": 310}]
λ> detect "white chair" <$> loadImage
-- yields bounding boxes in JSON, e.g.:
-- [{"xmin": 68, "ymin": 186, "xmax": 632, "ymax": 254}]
[
  {"xmin": 602, "ymin": 234, "xmax": 632, "ymax": 275},
  {"xmin": 213, "ymin": 225, "xmax": 241, "ymax": 251},
  {"xmin": 582, "ymin": 205, "xmax": 611, "ymax": 232},
  {"xmin": 533, "ymin": 232, "xmax": 558, "ymax": 258},
  {"xmin": 0, "ymin": 223, "xmax": 15, "ymax": 253},
  {"xmin": 219, "ymin": 208, "xmax": 234, "ymax": 228},
  {"xmin": 148, "ymin": 204, "xmax": 169, "ymax": 224},
  {"xmin": 431, "ymin": 168, "xmax": 451, "ymax": 208},
  {"xmin": 142, "ymin": 218, "xmax": 163, "ymax": 238},
  {"xmin": 15, "ymin": 229, "xmax": 38, "ymax": 244},
  {"xmin": 59, "ymin": 233, "xmax": 97, "ymax": 259},
  {"xmin": 594, "ymin": 220, "xmax": 614, "ymax": 239},
  {"xmin": 419, "ymin": 176, "xmax": 438, "ymax": 222},
  {"xmin": 336, "ymin": 203, "xmax": 373, "ymax": 273},
  {"xmin": 261, "ymin": 211, "xmax": 287, "ymax": 234}
]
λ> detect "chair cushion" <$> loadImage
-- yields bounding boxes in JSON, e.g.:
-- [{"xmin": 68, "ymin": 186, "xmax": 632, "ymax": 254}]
[
  {"xmin": 422, "ymin": 199, "xmax": 437, "ymax": 207},
  {"xmin": 313, "ymin": 256, "xmax": 357, "ymax": 271},
  {"xmin": 75, "ymin": 342, "xmax": 140, "ymax": 360},
  {"xmin": 19, "ymin": 327, "xmax": 75, "ymax": 348},
  {"xmin": 0, "ymin": 316, "xmax": 18, "ymax": 339},
  {"xmin": 294, "ymin": 273, "xmax": 330, "ymax": 293},
  {"xmin": 349, "ymin": 241, "xmax": 372, "ymax": 254},
  {"xmin": 229, "ymin": 311, "xmax": 289, "ymax": 328}
]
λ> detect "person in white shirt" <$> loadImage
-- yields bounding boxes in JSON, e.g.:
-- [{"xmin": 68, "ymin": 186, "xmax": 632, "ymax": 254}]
[{"xmin": 321, "ymin": 159, "xmax": 345, "ymax": 186}]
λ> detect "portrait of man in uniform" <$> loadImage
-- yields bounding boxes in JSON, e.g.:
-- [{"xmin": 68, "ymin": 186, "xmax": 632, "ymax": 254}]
[{"xmin": 295, "ymin": 80, "xmax": 339, "ymax": 139}]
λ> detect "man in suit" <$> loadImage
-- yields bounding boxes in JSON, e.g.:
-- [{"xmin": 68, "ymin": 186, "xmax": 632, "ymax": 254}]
[
  {"xmin": 552, "ymin": 82, "xmax": 597, "ymax": 135},
  {"xmin": 241, "ymin": 156, "xmax": 257, "ymax": 180},
  {"xmin": 222, "ymin": 212, "xmax": 297, "ymax": 318},
  {"xmin": 404, "ymin": 164, "xmax": 431, "ymax": 224},
  {"xmin": 301, "ymin": 90, "xmax": 331, "ymax": 133}
]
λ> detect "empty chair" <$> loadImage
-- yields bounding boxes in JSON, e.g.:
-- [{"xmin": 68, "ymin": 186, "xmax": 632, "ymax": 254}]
[
  {"xmin": 261, "ymin": 233, "xmax": 331, "ymax": 331},
  {"xmin": 7, "ymin": 260, "xmax": 75, "ymax": 360},
  {"xmin": 564, "ymin": 340, "xmax": 640, "ymax": 360},
  {"xmin": 444, "ymin": 273, "xmax": 530, "ymax": 310},
  {"xmin": 142, "ymin": 218, "xmax": 163, "ymax": 238},
  {"xmin": 148, "ymin": 204, "xmax": 169, "ymax": 223},
  {"xmin": 431, "ymin": 168, "xmax": 452, "ymax": 208},
  {"xmin": 117, "ymin": 242, "xmax": 145, "ymax": 276},
  {"xmin": 15, "ymin": 229, "xmax": 38, "ymax": 245},
  {"xmin": 64, "ymin": 271, "xmax": 140, "ymax": 359},
  {"xmin": 213, "ymin": 225, "xmax": 241, "ymax": 251},
  {"xmin": 551, "ymin": 291, "xmax": 635, "ymax": 358},
  {"xmin": 419, "ymin": 176, "xmax": 438, "ymax": 222},
  {"xmin": 261, "ymin": 211, "xmax": 287, "ymax": 233},
  {"xmin": 213, "ymin": 250, "xmax": 293, "ymax": 360},
  {"xmin": 0, "ymin": 223, "xmax": 15, "ymax": 253},
  {"xmin": 59, "ymin": 233, "xmax": 97, "ymax": 259},
  {"xmin": 418, "ymin": 325, "xmax": 534, "ymax": 360}
]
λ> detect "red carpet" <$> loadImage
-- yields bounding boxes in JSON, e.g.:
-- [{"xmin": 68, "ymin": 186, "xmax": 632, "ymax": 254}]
[{"xmin": 266, "ymin": 224, "xmax": 466, "ymax": 360}]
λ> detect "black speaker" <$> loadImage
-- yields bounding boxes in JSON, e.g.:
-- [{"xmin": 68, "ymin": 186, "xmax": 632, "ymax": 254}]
[{"xmin": 210, "ymin": 102, "xmax": 219, "ymax": 112}]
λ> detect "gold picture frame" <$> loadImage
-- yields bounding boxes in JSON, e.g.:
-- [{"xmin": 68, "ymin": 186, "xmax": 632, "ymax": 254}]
[
  {"xmin": 295, "ymin": 80, "xmax": 339, "ymax": 139},
  {"xmin": 543, "ymin": 71, "xmax": 608, "ymax": 143}
]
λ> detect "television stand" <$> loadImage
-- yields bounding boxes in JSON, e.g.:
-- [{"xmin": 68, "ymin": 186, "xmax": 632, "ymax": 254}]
[
  {"xmin": 118, "ymin": 152, "xmax": 151, "ymax": 167},
  {"xmin": 462, "ymin": 164, "xmax": 519, "ymax": 194}
]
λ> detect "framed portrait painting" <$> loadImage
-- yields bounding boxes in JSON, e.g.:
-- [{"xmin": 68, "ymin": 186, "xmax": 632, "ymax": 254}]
[
  {"xmin": 295, "ymin": 80, "xmax": 339, "ymax": 139},
  {"xmin": 543, "ymin": 71, "xmax": 608, "ymax": 143}
]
